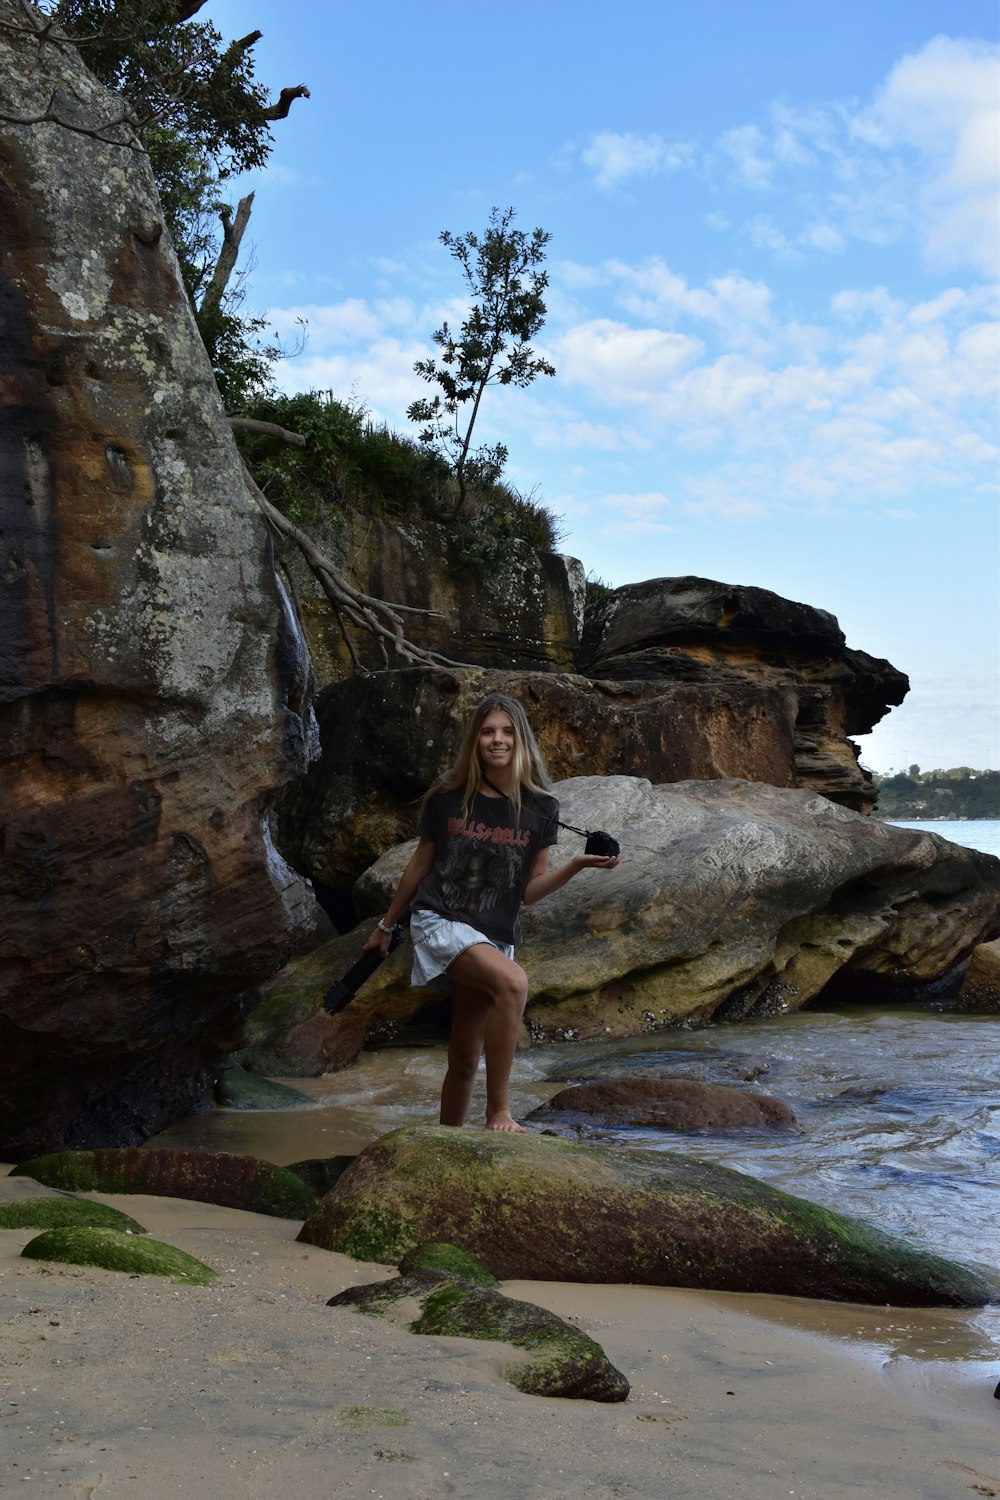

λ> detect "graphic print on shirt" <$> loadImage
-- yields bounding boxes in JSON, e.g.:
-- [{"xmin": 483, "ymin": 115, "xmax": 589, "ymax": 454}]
[{"xmin": 438, "ymin": 825, "xmax": 526, "ymax": 916}]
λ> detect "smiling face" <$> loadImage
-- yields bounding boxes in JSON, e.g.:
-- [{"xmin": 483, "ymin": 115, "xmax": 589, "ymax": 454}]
[{"xmin": 477, "ymin": 709, "xmax": 517, "ymax": 780}]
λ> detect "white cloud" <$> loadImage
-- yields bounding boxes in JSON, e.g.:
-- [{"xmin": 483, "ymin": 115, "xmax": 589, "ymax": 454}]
[
  {"xmin": 581, "ymin": 130, "xmax": 695, "ymax": 190},
  {"xmin": 554, "ymin": 319, "xmax": 703, "ymax": 399},
  {"xmin": 603, "ymin": 258, "xmax": 773, "ymax": 328},
  {"xmin": 718, "ymin": 124, "xmax": 774, "ymax": 188},
  {"xmin": 853, "ymin": 36, "xmax": 1000, "ymax": 275},
  {"xmin": 599, "ymin": 491, "xmax": 676, "ymax": 535}
]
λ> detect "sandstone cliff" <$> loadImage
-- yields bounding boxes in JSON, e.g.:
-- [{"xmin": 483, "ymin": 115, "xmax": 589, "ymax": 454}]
[{"xmin": 0, "ymin": 10, "xmax": 315, "ymax": 1158}]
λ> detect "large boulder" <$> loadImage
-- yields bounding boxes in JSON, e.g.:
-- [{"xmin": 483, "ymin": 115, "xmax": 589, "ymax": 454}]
[
  {"xmin": 580, "ymin": 576, "xmax": 909, "ymax": 813},
  {"xmin": 298, "ymin": 1126, "xmax": 996, "ymax": 1306},
  {"xmin": 254, "ymin": 776, "xmax": 1000, "ymax": 1063},
  {"xmin": 0, "ymin": 12, "xmax": 315, "ymax": 1157}
]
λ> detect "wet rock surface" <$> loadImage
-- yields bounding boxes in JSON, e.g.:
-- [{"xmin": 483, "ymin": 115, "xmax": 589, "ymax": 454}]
[
  {"xmin": 300, "ymin": 1125, "xmax": 997, "ymax": 1307},
  {"xmin": 526, "ymin": 1078, "xmax": 797, "ymax": 1131},
  {"xmin": 956, "ymin": 939, "xmax": 1000, "ymax": 1013},
  {"xmin": 12, "ymin": 1147, "xmax": 316, "ymax": 1219}
]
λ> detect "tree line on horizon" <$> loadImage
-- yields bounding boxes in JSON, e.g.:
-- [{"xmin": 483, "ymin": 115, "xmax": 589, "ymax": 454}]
[{"xmin": 872, "ymin": 768, "xmax": 1000, "ymax": 821}]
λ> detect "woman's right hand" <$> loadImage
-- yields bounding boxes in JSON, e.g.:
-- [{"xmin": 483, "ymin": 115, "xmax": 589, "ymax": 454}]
[{"xmin": 362, "ymin": 922, "xmax": 393, "ymax": 957}]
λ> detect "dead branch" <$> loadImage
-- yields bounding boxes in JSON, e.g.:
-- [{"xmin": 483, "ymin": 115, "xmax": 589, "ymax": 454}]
[
  {"xmin": 241, "ymin": 462, "xmax": 466, "ymax": 673},
  {"xmin": 200, "ymin": 191, "xmax": 254, "ymax": 317},
  {"xmin": 229, "ymin": 416, "xmax": 307, "ymax": 447},
  {"xmin": 262, "ymin": 84, "xmax": 310, "ymax": 120}
]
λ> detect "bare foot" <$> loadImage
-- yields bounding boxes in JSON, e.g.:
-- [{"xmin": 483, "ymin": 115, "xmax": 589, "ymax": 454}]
[{"xmin": 486, "ymin": 1111, "xmax": 526, "ymax": 1133}]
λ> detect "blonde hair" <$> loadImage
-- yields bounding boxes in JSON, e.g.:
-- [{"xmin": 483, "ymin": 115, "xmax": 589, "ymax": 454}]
[{"xmin": 424, "ymin": 692, "xmax": 552, "ymax": 823}]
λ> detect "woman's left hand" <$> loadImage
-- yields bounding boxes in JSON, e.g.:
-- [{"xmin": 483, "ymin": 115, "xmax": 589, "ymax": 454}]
[{"xmin": 576, "ymin": 853, "xmax": 621, "ymax": 870}]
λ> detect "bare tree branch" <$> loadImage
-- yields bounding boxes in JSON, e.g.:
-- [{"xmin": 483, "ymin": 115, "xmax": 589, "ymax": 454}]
[
  {"xmin": 262, "ymin": 84, "xmax": 310, "ymax": 120},
  {"xmin": 241, "ymin": 463, "xmax": 467, "ymax": 673},
  {"xmin": 228, "ymin": 416, "xmax": 307, "ymax": 447},
  {"xmin": 0, "ymin": 87, "xmax": 145, "ymax": 149},
  {"xmin": 218, "ymin": 30, "xmax": 262, "ymax": 71},
  {"xmin": 199, "ymin": 191, "xmax": 254, "ymax": 316}
]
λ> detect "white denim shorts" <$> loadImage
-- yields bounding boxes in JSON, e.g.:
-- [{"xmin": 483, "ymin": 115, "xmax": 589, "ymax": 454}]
[{"xmin": 409, "ymin": 908, "xmax": 515, "ymax": 994}]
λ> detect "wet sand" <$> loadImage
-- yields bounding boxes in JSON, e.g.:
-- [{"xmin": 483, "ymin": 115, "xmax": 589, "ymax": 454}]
[{"xmin": 1, "ymin": 1169, "xmax": 997, "ymax": 1500}]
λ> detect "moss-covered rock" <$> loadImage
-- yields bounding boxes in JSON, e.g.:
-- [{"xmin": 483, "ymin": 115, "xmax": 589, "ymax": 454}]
[
  {"xmin": 398, "ymin": 1242, "xmax": 498, "ymax": 1287},
  {"xmin": 285, "ymin": 1156, "xmax": 356, "ymax": 1198},
  {"xmin": 327, "ymin": 1243, "xmax": 627, "ymax": 1402},
  {"xmin": 213, "ymin": 1064, "xmax": 315, "ymax": 1110},
  {"xmin": 21, "ymin": 1227, "xmax": 216, "ymax": 1284},
  {"xmin": 12, "ymin": 1148, "xmax": 315, "ymax": 1220},
  {"xmin": 0, "ymin": 1197, "xmax": 146, "ymax": 1233},
  {"xmin": 300, "ymin": 1125, "xmax": 997, "ymax": 1308}
]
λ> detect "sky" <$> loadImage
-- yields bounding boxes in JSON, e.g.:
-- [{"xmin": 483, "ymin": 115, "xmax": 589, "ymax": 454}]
[{"xmin": 202, "ymin": 0, "xmax": 999, "ymax": 774}]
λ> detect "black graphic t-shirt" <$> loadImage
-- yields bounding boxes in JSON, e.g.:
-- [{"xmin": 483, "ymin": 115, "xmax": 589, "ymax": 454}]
[{"xmin": 413, "ymin": 787, "xmax": 559, "ymax": 946}]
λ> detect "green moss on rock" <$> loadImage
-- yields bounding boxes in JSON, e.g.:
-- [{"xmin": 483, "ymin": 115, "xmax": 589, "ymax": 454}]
[
  {"xmin": 398, "ymin": 1242, "xmax": 498, "ymax": 1287},
  {"xmin": 328, "ymin": 1255, "xmax": 628, "ymax": 1402},
  {"xmin": 298, "ymin": 1124, "xmax": 997, "ymax": 1307},
  {"xmin": 0, "ymin": 1197, "xmax": 146, "ymax": 1234},
  {"xmin": 21, "ymin": 1227, "xmax": 216, "ymax": 1285},
  {"xmin": 13, "ymin": 1148, "xmax": 316, "ymax": 1220}
]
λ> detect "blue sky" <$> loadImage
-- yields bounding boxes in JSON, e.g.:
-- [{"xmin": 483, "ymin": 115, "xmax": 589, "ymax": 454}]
[{"xmin": 203, "ymin": 1, "xmax": 999, "ymax": 774}]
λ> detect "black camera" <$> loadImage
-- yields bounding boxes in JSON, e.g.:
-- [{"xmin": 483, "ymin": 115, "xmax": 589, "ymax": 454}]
[{"xmin": 585, "ymin": 830, "xmax": 620, "ymax": 858}]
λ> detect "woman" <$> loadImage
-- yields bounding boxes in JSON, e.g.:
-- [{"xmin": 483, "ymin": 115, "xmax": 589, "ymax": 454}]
[{"xmin": 363, "ymin": 692, "xmax": 620, "ymax": 1132}]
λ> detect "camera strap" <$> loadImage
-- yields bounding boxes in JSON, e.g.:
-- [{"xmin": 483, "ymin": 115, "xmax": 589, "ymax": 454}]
[{"xmin": 479, "ymin": 774, "xmax": 608, "ymax": 844}]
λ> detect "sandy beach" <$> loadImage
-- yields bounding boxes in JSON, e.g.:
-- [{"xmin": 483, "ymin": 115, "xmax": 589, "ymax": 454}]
[{"xmin": 1, "ymin": 1168, "xmax": 997, "ymax": 1500}]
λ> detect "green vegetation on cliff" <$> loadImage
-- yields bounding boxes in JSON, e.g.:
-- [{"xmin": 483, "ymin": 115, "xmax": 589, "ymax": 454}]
[
  {"xmin": 873, "ymin": 768, "xmax": 999, "ymax": 820},
  {"xmin": 236, "ymin": 390, "xmax": 562, "ymax": 556}
]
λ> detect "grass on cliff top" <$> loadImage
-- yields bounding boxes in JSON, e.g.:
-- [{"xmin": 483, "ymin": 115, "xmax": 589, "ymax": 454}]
[{"xmin": 235, "ymin": 389, "xmax": 562, "ymax": 558}]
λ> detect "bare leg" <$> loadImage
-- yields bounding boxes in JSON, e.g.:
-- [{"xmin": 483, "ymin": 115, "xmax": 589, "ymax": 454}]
[
  {"xmin": 446, "ymin": 944, "xmax": 529, "ymax": 1132},
  {"xmin": 440, "ymin": 985, "xmax": 490, "ymax": 1126}
]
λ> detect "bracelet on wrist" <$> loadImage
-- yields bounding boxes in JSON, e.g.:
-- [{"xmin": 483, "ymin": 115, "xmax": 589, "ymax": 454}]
[{"xmin": 377, "ymin": 917, "xmax": 397, "ymax": 935}]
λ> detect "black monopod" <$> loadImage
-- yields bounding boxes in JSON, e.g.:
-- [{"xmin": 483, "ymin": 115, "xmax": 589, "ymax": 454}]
[{"xmin": 321, "ymin": 915, "xmax": 408, "ymax": 1015}]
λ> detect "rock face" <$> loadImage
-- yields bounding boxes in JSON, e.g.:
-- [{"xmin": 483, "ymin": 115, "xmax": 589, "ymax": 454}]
[
  {"xmin": 276, "ymin": 575, "xmax": 910, "ymax": 896},
  {"xmin": 245, "ymin": 775, "xmax": 1000, "ymax": 1070},
  {"xmin": 580, "ymin": 577, "xmax": 908, "ymax": 813},
  {"xmin": 526, "ymin": 1079, "xmax": 797, "ymax": 1131},
  {"xmin": 0, "ymin": 14, "xmax": 315, "ymax": 1159},
  {"xmin": 292, "ymin": 510, "xmax": 585, "ymax": 679},
  {"xmin": 956, "ymin": 939, "xmax": 1000, "ymax": 1013},
  {"xmin": 298, "ymin": 1126, "xmax": 996, "ymax": 1306}
]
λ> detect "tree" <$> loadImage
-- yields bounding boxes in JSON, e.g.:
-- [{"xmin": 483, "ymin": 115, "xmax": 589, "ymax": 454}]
[
  {"xmin": 407, "ymin": 207, "xmax": 555, "ymax": 521},
  {"xmin": 19, "ymin": 0, "xmax": 309, "ymax": 406}
]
